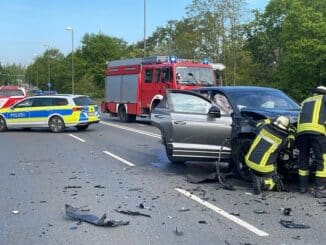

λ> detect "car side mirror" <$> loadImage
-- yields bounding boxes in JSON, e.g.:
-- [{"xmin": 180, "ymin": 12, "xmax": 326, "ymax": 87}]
[
  {"xmin": 208, "ymin": 105, "xmax": 221, "ymax": 118},
  {"xmin": 10, "ymin": 106, "xmax": 15, "ymax": 110}
]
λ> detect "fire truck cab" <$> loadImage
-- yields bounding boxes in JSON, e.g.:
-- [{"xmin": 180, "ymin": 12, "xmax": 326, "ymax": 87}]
[
  {"xmin": 0, "ymin": 85, "xmax": 27, "ymax": 109},
  {"xmin": 101, "ymin": 56, "xmax": 217, "ymax": 122}
]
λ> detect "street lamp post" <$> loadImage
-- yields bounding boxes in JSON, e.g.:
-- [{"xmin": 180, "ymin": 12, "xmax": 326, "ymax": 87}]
[
  {"xmin": 33, "ymin": 53, "xmax": 39, "ymax": 88},
  {"xmin": 66, "ymin": 27, "xmax": 74, "ymax": 94},
  {"xmin": 43, "ymin": 44, "xmax": 51, "ymax": 91}
]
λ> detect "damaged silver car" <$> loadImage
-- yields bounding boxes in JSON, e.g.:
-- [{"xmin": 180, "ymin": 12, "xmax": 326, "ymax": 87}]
[{"xmin": 151, "ymin": 86, "xmax": 301, "ymax": 179}]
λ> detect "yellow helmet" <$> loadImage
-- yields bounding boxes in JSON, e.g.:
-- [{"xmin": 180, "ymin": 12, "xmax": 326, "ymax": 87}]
[{"xmin": 273, "ymin": 116, "xmax": 290, "ymax": 130}]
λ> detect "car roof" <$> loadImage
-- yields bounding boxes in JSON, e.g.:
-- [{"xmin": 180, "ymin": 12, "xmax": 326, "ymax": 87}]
[
  {"xmin": 196, "ymin": 86, "xmax": 281, "ymax": 92},
  {"xmin": 28, "ymin": 94, "xmax": 88, "ymax": 99}
]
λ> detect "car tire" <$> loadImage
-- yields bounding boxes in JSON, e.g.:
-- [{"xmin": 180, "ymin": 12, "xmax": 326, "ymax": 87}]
[
  {"xmin": 76, "ymin": 125, "xmax": 89, "ymax": 131},
  {"xmin": 0, "ymin": 116, "xmax": 8, "ymax": 132},
  {"xmin": 49, "ymin": 116, "xmax": 65, "ymax": 133},
  {"xmin": 118, "ymin": 105, "xmax": 136, "ymax": 122},
  {"xmin": 233, "ymin": 138, "xmax": 252, "ymax": 181}
]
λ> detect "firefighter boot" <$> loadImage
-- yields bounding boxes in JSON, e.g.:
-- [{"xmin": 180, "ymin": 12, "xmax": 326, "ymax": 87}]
[
  {"xmin": 311, "ymin": 178, "xmax": 326, "ymax": 198},
  {"xmin": 299, "ymin": 176, "xmax": 309, "ymax": 194},
  {"xmin": 250, "ymin": 172, "xmax": 262, "ymax": 195}
]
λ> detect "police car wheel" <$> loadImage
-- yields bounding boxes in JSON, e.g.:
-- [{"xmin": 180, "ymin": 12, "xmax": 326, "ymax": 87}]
[
  {"xmin": 0, "ymin": 116, "xmax": 7, "ymax": 132},
  {"xmin": 49, "ymin": 116, "xmax": 65, "ymax": 133}
]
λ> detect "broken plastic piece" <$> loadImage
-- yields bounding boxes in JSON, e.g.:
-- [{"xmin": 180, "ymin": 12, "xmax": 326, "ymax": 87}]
[
  {"xmin": 64, "ymin": 185, "xmax": 81, "ymax": 189},
  {"xmin": 280, "ymin": 219, "xmax": 310, "ymax": 229},
  {"xmin": 94, "ymin": 185, "xmax": 105, "ymax": 188},
  {"xmin": 115, "ymin": 209, "xmax": 151, "ymax": 218},
  {"xmin": 253, "ymin": 209, "xmax": 268, "ymax": 214},
  {"xmin": 283, "ymin": 208, "xmax": 292, "ymax": 216},
  {"xmin": 174, "ymin": 227, "xmax": 183, "ymax": 236},
  {"xmin": 65, "ymin": 204, "xmax": 129, "ymax": 227}
]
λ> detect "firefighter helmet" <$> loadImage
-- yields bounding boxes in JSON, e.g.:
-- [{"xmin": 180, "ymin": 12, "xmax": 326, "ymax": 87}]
[
  {"xmin": 314, "ymin": 86, "xmax": 326, "ymax": 95},
  {"xmin": 273, "ymin": 116, "xmax": 290, "ymax": 131}
]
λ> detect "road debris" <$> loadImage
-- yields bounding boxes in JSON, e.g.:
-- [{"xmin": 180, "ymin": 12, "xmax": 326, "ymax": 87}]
[
  {"xmin": 12, "ymin": 210, "xmax": 19, "ymax": 214},
  {"xmin": 174, "ymin": 227, "xmax": 184, "ymax": 236},
  {"xmin": 186, "ymin": 172, "xmax": 235, "ymax": 191},
  {"xmin": 279, "ymin": 219, "xmax": 310, "ymax": 229},
  {"xmin": 253, "ymin": 209, "xmax": 268, "ymax": 214},
  {"xmin": 64, "ymin": 185, "xmax": 82, "ymax": 189},
  {"xmin": 292, "ymin": 235, "xmax": 301, "ymax": 240},
  {"xmin": 283, "ymin": 208, "xmax": 293, "ymax": 216},
  {"xmin": 94, "ymin": 185, "xmax": 105, "ymax": 188},
  {"xmin": 138, "ymin": 202, "xmax": 151, "ymax": 210},
  {"xmin": 115, "ymin": 209, "xmax": 151, "ymax": 218},
  {"xmin": 178, "ymin": 207, "xmax": 190, "ymax": 212},
  {"xmin": 198, "ymin": 220, "xmax": 207, "ymax": 224},
  {"xmin": 65, "ymin": 204, "xmax": 129, "ymax": 227},
  {"xmin": 128, "ymin": 188, "xmax": 144, "ymax": 191}
]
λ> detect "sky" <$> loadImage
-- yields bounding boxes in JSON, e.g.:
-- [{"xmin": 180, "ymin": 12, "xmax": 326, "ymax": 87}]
[{"xmin": 0, "ymin": 0, "xmax": 268, "ymax": 66}]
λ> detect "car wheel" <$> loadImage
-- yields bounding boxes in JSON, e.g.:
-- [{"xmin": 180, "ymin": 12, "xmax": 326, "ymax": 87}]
[
  {"xmin": 233, "ymin": 138, "xmax": 252, "ymax": 181},
  {"xmin": 49, "ymin": 116, "xmax": 65, "ymax": 133},
  {"xmin": 0, "ymin": 116, "xmax": 8, "ymax": 132},
  {"xmin": 76, "ymin": 125, "xmax": 89, "ymax": 131},
  {"xmin": 164, "ymin": 138, "xmax": 184, "ymax": 164},
  {"xmin": 118, "ymin": 105, "xmax": 136, "ymax": 122}
]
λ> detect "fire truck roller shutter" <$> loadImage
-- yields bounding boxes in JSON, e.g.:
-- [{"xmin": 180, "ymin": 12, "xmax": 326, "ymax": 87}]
[{"xmin": 105, "ymin": 74, "xmax": 138, "ymax": 103}]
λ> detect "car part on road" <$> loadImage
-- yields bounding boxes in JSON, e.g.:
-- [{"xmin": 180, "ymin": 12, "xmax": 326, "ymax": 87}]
[
  {"xmin": 65, "ymin": 204, "xmax": 130, "ymax": 227},
  {"xmin": 115, "ymin": 209, "xmax": 151, "ymax": 218},
  {"xmin": 283, "ymin": 208, "xmax": 293, "ymax": 216},
  {"xmin": 174, "ymin": 227, "xmax": 184, "ymax": 236},
  {"xmin": 279, "ymin": 219, "xmax": 310, "ymax": 229}
]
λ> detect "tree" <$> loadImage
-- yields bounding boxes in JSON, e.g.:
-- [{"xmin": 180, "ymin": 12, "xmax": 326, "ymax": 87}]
[{"xmin": 244, "ymin": 0, "xmax": 326, "ymax": 100}]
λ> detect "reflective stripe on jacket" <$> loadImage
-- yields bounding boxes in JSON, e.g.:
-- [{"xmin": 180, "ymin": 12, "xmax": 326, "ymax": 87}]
[
  {"xmin": 245, "ymin": 123, "xmax": 288, "ymax": 174},
  {"xmin": 297, "ymin": 94, "xmax": 326, "ymax": 136}
]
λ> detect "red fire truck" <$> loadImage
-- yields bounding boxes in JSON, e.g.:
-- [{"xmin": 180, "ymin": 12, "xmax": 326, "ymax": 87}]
[
  {"xmin": 101, "ymin": 56, "xmax": 218, "ymax": 122},
  {"xmin": 0, "ymin": 85, "xmax": 27, "ymax": 109}
]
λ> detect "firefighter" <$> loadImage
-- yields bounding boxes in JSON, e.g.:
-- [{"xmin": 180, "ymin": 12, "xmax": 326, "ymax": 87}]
[
  {"xmin": 297, "ymin": 86, "xmax": 326, "ymax": 197},
  {"xmin": 245, "ymin": 116, "xmax": 292, "ymax": 195}
]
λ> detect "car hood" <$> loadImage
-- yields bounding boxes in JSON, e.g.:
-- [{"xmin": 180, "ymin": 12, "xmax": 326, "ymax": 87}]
[{"xmin": 240, "ymin": 108, "xmax": 300, "ymax": 123}]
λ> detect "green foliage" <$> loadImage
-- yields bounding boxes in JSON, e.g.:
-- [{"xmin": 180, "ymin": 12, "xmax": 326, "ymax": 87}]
[{"xmin": 18, "ymin": 0, "xmax": 324, "ymax": 102}]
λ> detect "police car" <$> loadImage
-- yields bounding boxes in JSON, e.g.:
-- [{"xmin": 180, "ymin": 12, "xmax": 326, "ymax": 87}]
[{"xmin": 0, "ymin": 94, "xmax": 100, "ymax": 132}]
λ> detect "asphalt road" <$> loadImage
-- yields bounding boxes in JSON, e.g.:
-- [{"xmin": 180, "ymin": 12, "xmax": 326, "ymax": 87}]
[{"xmin": 0, "ymin": 114, "xmax": 325, "ymax": 245}]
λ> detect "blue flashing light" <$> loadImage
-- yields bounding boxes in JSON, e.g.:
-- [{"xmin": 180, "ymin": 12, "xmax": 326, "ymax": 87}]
[
  {"xmin": 169, "ymin": 56, "xmax": 177, "ymax": 63},
  {"xmin": 203, "ymin": 58, "xmax": 209, "ymax": 64}
]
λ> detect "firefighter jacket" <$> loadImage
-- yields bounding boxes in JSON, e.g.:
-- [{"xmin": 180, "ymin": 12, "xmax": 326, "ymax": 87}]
[
  {"xmin": 245, "ymin": 122, "xmax": 289, "ymax": 174},
  {"xmin": 297, "ymin": 94, "xmax": 326, "ymax": 136}
]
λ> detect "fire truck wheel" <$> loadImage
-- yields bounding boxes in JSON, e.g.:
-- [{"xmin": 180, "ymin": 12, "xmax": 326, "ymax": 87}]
[
  {"xmin": 0, "ymin": 116, "xmax": 8, "ymax": 132},
  {"xmin": 118, "ymin": 105, "xmax": 136, "ymax": 122}
]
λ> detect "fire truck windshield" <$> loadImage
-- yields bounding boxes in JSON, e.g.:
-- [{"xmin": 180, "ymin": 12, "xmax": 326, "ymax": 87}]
[
  {"xmin": 176, "ymin": 67, "xmax": 215, "ymax": 86},
  {"xmin": 0, "ymin": 89, "xmax": 24, "ymax": 96}
]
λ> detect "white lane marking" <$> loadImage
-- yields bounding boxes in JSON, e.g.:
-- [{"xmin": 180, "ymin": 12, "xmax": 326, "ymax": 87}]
[
  {"xmin": 175, "ymin": 188, "xmax": 269, "ymax": 237},
  {"xmin": 68, "ymin": 134, "xmax": 86, "ymax": 143},
  {"xmin": 103, "ymin": 150, "xmax": 135, "ymax": 167},
  {"xmin": 100, "ymin": 121, "xmax": 161, "ymax": 139}
]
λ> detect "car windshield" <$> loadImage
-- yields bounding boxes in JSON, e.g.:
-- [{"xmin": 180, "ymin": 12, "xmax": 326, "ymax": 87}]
[
  {"xmin": 0, "ymin": 89, "xmax": 24, "ymax": 96},
  {"xmin": 226, "ymin": 89, "xmax": 300, "ymax": 111},
  {"xmin": 73, "ymin": 96, "xmax": 95, "ymax": 106},
  {"xmin": 176, "ymin": 66, "xmax": 215, "ymax": 86}
]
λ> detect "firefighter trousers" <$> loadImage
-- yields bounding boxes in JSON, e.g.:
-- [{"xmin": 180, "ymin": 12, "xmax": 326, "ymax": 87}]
[{"xmin": 297, "ymin": 134, "xmax": 326, "ymax": 186}]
